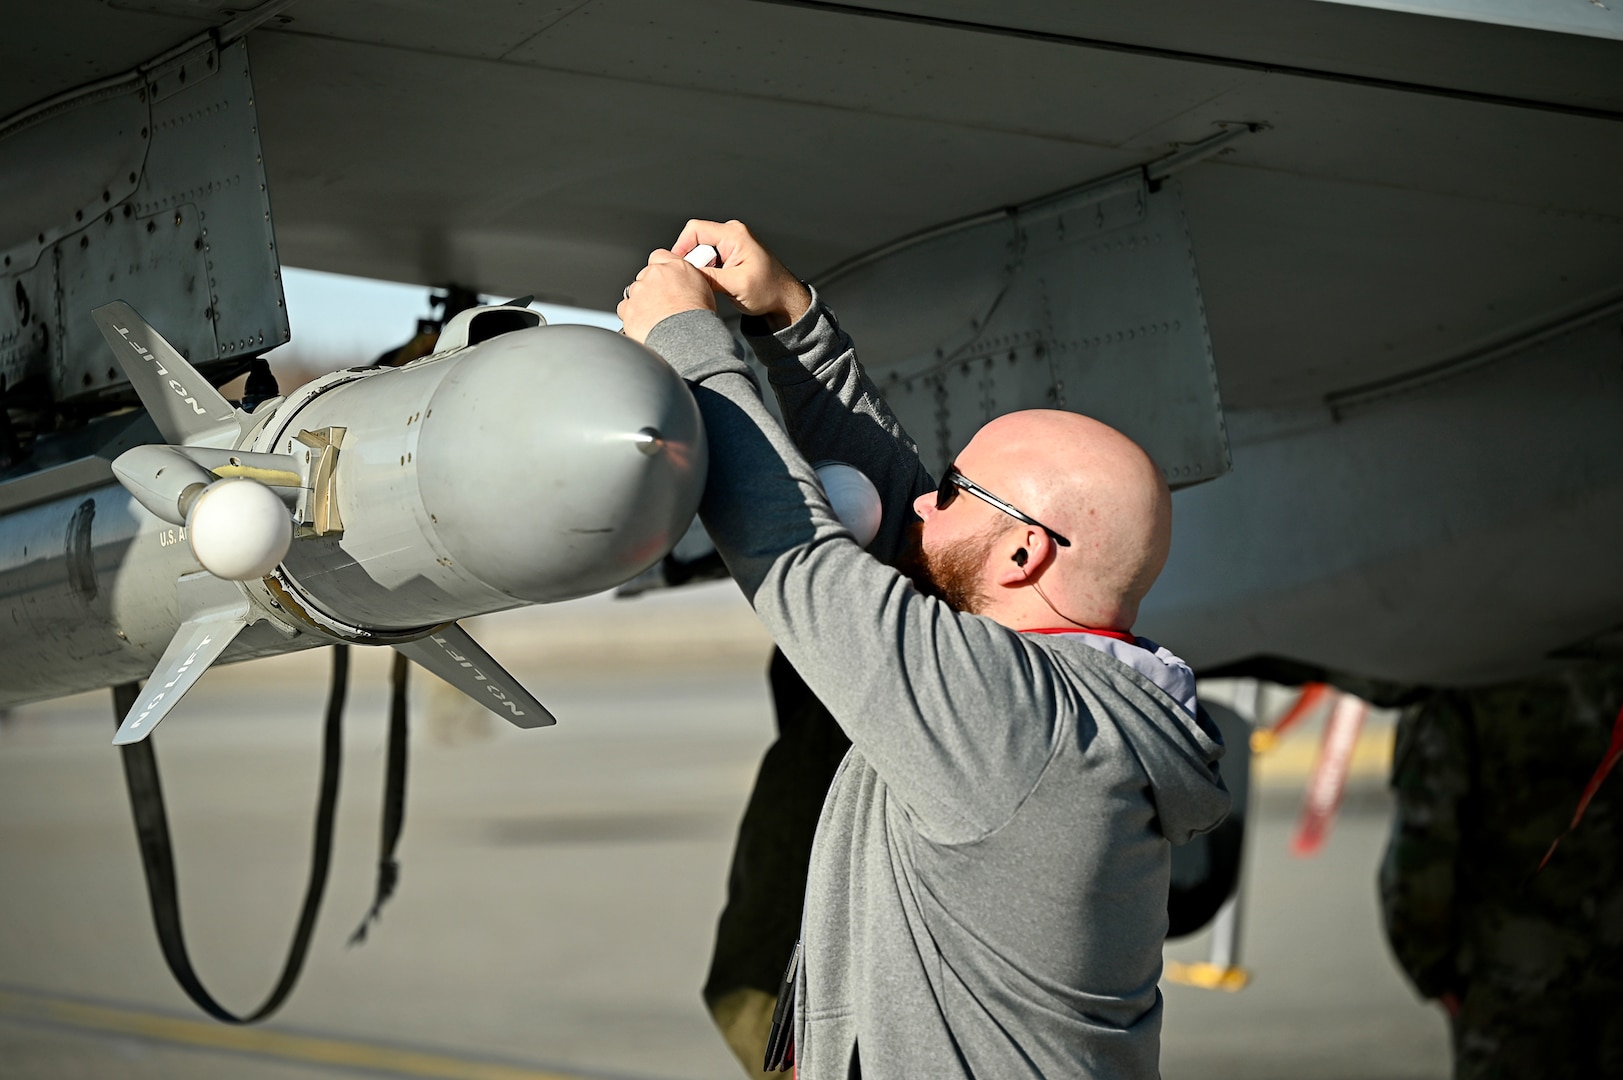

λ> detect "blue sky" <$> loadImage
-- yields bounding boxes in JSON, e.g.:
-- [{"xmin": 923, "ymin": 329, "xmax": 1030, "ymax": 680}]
[{"xmin": 267, "ymin": 267, "xmax": 619, "ymax": 364}]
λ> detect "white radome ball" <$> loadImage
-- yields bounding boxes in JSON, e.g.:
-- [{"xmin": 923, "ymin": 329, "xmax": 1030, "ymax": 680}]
[
  {"xmin": 187, "ymin": 478, "xmax": 293, "ymax": 581},
  {"xmin": 815, "ymin": 462, "xmax": 883, "ymax": 548}
]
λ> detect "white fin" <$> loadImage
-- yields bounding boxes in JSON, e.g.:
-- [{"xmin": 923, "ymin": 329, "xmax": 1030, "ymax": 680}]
[
  {"xmin": 393, "ymin": 623, "xmax": 555, "ymax": 728},
  {"xmin": 92, "ymin": 301, "xmax": 241, "ymax": 446},
  {"xmin": 113, "ymin": 588, "xmax": 251, "ymax": 745}
]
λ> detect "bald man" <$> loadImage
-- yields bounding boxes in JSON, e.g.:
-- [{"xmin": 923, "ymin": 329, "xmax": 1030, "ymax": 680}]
[{"xmin": 619, "ymin": 221, "xmax": 1229, "ymax": 1080}]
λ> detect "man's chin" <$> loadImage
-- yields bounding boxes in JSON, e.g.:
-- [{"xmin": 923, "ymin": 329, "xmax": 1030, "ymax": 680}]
[
  {"xmin": 895, "ymin": 522, "xmax": 987, "ymax": 614},
  {"xmin": 895, "ymin": 523, "xmax": 938, "ymax": 597}
]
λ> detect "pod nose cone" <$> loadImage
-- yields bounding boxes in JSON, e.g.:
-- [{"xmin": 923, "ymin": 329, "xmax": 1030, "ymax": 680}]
[{"xmin": 416, "ymin": 325, "xmax": 707, "ymax": 602}]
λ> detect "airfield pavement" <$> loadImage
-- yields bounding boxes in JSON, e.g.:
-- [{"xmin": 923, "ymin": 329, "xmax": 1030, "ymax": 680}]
[{"xmin": 0, "ymin": 582, "xmax": 1449, "ymax": 1079}]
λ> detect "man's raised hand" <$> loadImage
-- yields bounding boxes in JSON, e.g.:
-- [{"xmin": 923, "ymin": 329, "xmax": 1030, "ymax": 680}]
[
  {"xmin": 616, "ymin": 249, "xmax": 715, "ymax": 343},
  {"xmin": 673, "ymin": 219, "xmax": 811, "ymax": 332}
]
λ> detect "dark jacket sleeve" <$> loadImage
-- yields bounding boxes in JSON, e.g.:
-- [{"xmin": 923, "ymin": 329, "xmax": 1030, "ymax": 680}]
[{"xmin": 741, "ymin": 287, "xmax": 933, "ymax": 567}]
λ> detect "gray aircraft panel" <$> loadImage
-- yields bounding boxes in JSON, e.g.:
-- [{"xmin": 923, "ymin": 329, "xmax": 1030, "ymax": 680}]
[
  {"xmin": 1141, "ymin": 309, "xmax": 1623, "ymax": 683},
  {"xmin": 1180, "ymin": 167, "xmax": 1623, "ymax": 408},
  {"xmin": 1311, "ymin": 0, "xmax": 1623, "ymax": 42},
  {"xmin": 229, "ymin": 16, "xmax": 1621, "ymax": 406},
  {"xmin": 822, "ymin": 175, "xmax": 1229, "ymax": 483},
  {"xmin": 500, "ymin": 0, "xmax": 1251, "ymax": 148},
  {"xmin": 0, "ymin": 37, "xmax": 287, "ymax": 403},
  {"xmin": 4, "ymin": 1, "xmax": 1609, "ymax": 408},
  {"xmin": 806, "ymin": 0, "xmax": 1623, "ymax": 110},
  {"xmin": 17, "ymin": 0, "xmax": 1614, "ymax": 119}
]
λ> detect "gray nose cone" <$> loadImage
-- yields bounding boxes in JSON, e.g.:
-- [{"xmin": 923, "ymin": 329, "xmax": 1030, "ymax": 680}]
[
  {"xmin": 416, "ymin": 325, "xmax": 706, "ymax": 603},
  {"xmin": 634, "ymin": 427, "xmax": 664, "ymax": 456}
]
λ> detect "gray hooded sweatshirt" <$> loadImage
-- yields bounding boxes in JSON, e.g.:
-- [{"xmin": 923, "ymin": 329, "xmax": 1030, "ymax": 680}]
[{"xmin": 645, "ymin": 294, "xmax": 1229, "ymax": 1080}]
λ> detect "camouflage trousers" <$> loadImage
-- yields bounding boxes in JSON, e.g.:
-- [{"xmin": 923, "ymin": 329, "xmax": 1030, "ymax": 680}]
[{"xmin": 1451, "ymin": 979, "xmax": 1623, "ymax": 1080}]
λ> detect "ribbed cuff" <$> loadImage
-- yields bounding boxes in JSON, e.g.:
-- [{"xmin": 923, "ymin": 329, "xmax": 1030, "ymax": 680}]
[{"xmin": 741, "ymin": 284, "xmax": 846, "ymax": 384}]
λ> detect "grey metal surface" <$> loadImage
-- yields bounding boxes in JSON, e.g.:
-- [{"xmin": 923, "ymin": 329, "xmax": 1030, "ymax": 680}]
[
  {"xmin": 393, "ymin": 623, "xmax": 557, "ymax": 728},
  {"xmin": 0, "ymin": 479, "xmax": 319, "ymax": 707},
  {"xmin": 0, "ymin": 307, "xmax": 706, "ymax": 708},
  {"xmin": 0, "ymin": 411, "xmax": 158, "ymax": 516},
  {"xmin": 824, "ymin": 176, "xmax": 1227, "ymax": 484},
  {"xmin": 1143, "ymin": 307, "xmax": 1623, "ymax": 684},
  {"xmin": 259, "ymin": 323, "xmax": 707, "ymax": 632},
  {"xmin": 4, "ymin": 1, "xmax": 1614, "ymax": 407},
  {"xmin": 112, "ymin": 444, "xmax": 217, "ymax": 524},
  {"xmin": 1310, "ymin": 0, "xmax": 1623, "ymax": 41},
  {"xmin": 0, "ymin": 38, "xmax": 284, "ymax": 404}
]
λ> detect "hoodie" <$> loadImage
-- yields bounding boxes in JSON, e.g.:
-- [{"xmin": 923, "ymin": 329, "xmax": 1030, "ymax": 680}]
[{"xmin": 646, "ymin": 294, "xmax": 1230, "ymax": 1080}]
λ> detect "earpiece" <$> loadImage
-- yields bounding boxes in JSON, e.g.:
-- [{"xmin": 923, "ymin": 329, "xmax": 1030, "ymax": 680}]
[{"xmin": 1012, "ymin": 548, "xmax": 1028, "ymax": 568}]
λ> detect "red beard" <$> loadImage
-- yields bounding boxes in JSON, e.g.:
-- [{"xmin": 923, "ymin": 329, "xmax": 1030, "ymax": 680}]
[{"xmin": 895, "ymin": 522, "xmax": 994, "ymax": 615}]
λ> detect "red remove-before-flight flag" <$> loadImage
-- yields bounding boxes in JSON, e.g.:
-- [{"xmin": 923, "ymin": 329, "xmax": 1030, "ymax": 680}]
[{"xmin": 1291, "ymin": 691, "xmax": 1368, "ymax": 857}]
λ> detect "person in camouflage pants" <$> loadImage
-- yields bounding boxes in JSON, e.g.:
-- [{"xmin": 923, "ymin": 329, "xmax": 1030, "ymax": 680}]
[{"xmin": 1379, "ymin": 661, "xmax": 1623, "ymax": 1079}]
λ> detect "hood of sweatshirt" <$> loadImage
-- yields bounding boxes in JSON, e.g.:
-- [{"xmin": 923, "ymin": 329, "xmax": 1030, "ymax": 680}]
[{"xmin": 1052, "ymin": 631, "xmax": 1231, "ymax": 844}]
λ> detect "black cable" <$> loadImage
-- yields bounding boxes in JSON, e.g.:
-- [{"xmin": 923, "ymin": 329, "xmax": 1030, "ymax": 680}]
[
  {"xmin": 350, "ymin": 651, "xmax": 409, "ymax": 945},
  {"xmin": 115, "ymin": 643, "xmax": 349, "ymax": 1023}
]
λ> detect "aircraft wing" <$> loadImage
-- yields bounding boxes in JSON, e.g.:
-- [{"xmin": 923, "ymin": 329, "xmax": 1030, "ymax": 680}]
[
  {"xmin": 3, "ymin": 0, "xmax": 1622, "ymax": 685},
  {"xmin": 2, "ymin": 0, "xmax": 1616, "ymax": 409}
]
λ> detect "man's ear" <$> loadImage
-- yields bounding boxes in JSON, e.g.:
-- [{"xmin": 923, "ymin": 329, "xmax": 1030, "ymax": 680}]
[{"xmin": 992, "ymin": 528, "xmax": 1047, "ymax": 587}]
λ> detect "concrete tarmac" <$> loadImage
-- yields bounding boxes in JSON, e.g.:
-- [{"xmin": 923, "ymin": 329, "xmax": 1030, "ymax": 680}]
[{"xmin": 0, "ymin": 588, "xmax": 1449, "ymax": 1079}]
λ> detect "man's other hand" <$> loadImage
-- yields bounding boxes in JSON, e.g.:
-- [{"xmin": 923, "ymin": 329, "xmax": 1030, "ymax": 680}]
[
  {"xmin": 674, "ymin": 219, "xmax": 811, "ymax": 332},
  {"xmin": 617, "ymin": 249, "xmax": 716, "ymax": 343}
]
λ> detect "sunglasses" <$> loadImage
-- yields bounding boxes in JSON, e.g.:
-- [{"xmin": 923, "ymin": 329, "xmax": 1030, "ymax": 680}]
[{"xmin": 935, "ymin": 466, "xmax": 1071, "ymax": 548}]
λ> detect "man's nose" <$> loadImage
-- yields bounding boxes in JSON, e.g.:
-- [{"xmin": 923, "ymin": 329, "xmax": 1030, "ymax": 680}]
[{"xmin": 912, "ymin": 490, "xmax": 935, "ymax": 521}]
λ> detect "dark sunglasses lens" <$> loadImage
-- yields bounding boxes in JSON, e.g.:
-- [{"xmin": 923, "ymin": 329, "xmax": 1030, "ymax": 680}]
[{"xmin": 935, "ymin": 471, "xmax": 959, "ymax": 510}]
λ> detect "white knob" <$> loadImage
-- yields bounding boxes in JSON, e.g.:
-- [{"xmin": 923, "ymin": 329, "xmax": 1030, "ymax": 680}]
[
  {"xmin": 187, "ymin": 478, "xmax": 293, "ymax": 580},
  {"xmin": 815, "ymin": 462, "xmax": 882, "ymax": 548}
]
